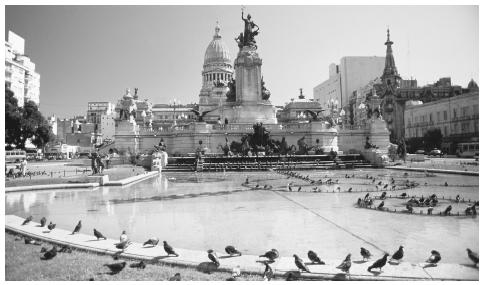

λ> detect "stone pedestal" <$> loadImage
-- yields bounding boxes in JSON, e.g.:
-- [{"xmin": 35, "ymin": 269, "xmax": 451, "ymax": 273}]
[
  {"xmin": 235, "ymin": 46, "xmax": 263, "ymax": 103},
  {"xmin": 114, "ymin": 120, "xmax": 139, "ymax": 154},
  {"xmin": 220, "ymin": 46, "xmax": 277, "ymax": 124}
]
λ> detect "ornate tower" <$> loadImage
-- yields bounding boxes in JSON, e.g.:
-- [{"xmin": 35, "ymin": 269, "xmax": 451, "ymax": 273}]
[
  {"xmin": 379, "ymin": 29, "xmax": 404, "ymax": 143},
  {"xmin": 381, "ymin": 28, "xmax": 401, "ymax": 89},
  {"xmin": 198, "ymin": 23, "xmax": 234, "ymax": 115}
]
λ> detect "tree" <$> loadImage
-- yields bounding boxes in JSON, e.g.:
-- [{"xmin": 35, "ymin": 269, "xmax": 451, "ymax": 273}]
[
  {"xmin": 423, "ymin": 128, "xmax": 443, "ymax": 151},
  {"xmin": 5, "ymin": 86, "xmax": 54, "ymax": 150},
  {"xmin": 5, "ymin": 88, "xmax": 22, "ymax": 149}
]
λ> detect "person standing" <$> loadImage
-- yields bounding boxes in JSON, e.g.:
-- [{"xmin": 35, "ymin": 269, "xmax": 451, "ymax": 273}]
[{"xmin": 20, "ymin": 158, "xmax": 27, "ymax": 177}]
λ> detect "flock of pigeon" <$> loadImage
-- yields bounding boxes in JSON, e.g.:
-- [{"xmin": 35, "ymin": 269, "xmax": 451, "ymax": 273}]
[{"xmin": 19, "ymin": 214, "xmax": 479, "ymax": 280}]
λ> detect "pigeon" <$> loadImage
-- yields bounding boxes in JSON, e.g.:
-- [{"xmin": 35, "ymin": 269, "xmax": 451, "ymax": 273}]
[
  {"xmin": 259, "ymin": 249, "xmax": 279, "ymax": 261},
  {"xmin": 72, "ymin": 220, "xmax": 82, "ymax": 234},
  {"xmin": 104, "ymin": 261, "xmax": 127, "ymax": 274},
  {"xmin": 120, "ymin": 231, "xmax": 128, "ymax": 243},
  {"xmin": 471, "ymin": 205, "xmax": 477, "ymax": 215},
  {"xmin": 427, "ymin": 207, "xmax": 434, "ymax": 215},
  {"xmin": 22, "ymin": 215, "xmax": 33, "ymax": 225},
  {"xmin": 207, "ymin": 249, "xmax": 220, "ymax": 267},
  {"xmin": 364, "ymin": 193, "xmax": 370, "ymax": 200},
  {"xmin": 307, "ymin": 250, "xmax": 325, "ymax": 264},
  {"xmin": 360, "ymin": 247, "xmax": 372, "ymax": 261},
  {"xmin": 390, "ymin": 246, "xmax": 404, "ymax": 263},
  {"xmin": 143, "ymin": 237, "xmax": 160, "ymax": 247},
  {"xmin": 42, "ymin": 246, "xmax": 58, "ymax": 260},
  {"xmin": 286, "ymin": 272, "xmax": 300, "ymax": 281},
  {"xmin": 40, "ymin": 247, "xmax": 48, "ymax": 253},
  {"xmin": 368, "ymin": 253, "xmax": 389, "ymax": 272},
  {"xmin": 24, "ymin": 237, "xmax": 42, "ymax": 245},
  {"xmin": 169, "ymin": 273, "xmax": 181, "ymax": 281},
  {"xmin": 298, "ymin": 186, "xmax": 302, "ymax": 192},
  {"xmin": 348, "ymin": 187, "xmax": 352, "ymax": 192},
  {"xmin": 406, "ymin": 204, "xmax": 413, "ymax": 213},
  {"xmin": 129, "ymin": 261, "xmax": 146, "ymax": 269},
  {"xmin": 40, "ymin": 217, "xmax": 47, "ymax": 227},
  {"xmin": 336, "ymin": 254, "xmax": 352, "ymax": 273},
  {"xmin": 357, "ymin": 198, "xmax": 362, "ymax": 206},
  {"xmin": 58, "ymin": 245, "xmax": 72, "ymax": 253},
  {"xmin": 377, "ymin": 201, "xmax": 385, "ymax": 210},
  {"xmin": 47, "ymin": 222, "xmax": 56, "ymax": 231},
  {"xmin": 383, "ymin": 184, "xmax": 388, "ymax": 189},
  {"xmin": 94, "ymin": 228, "xmax": 107, "ymax": 240},
  {"xmin": 426, "ymin": 250, "xmax": 441, "ymax": 265},
  {"xmin": 163, "ymin": 241, "xmax": 179, "ymax": 257},
  {"xmin": 378, "ymin": 181, "xmax": 382, "ymax": 186},
  {"xmin": 262, "ymin": 262, "xmax": 274, "ymax": 281},
  {"xmin": 115, "ymin": 240, "xmax": 131, "ymax": 250},
  {"xmin": 444, "ymin": 205, "xmax": 452, "ymax": 215},
  {"xmin": 293, "ymin": 254, "xmax": 310, "ymax": 273},
  {"xmin": 288, "ymin": 184, "xmax": 293, "ymax": 192},
  {"xmin": 225, "ymin": 245, "xmax": 242, "ymax": 256},
  {"xmin": 380, "ymin": 192, "xmax": 387, "ymax": 199},
  {"xmin": 466, "ymin": 248, "xmax": 479, "ymax": 267},
  {"xmin": 444, "ymin": 182, "xmax": 448, "ymax": 186},
  {"xmin": 456, "ymin": 195, "xmax": 461, "ymax": 203}
]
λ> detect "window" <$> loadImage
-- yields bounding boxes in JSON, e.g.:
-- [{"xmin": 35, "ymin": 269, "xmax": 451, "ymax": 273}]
[
  {"xmin": 443, "ymin": 110, "xmax": 448, "ymax": 121},
  {"xmin": 436, "ymin": 111, "xmax": 440, "ymax": 122},
  {"xmin": 429, "ymin": 113, "xmax": 433, "ymax": 122},
  {"xmin": 453, "ymin": 109, "xmax": 457, "ymax": 119},
  {"xmin": 444, "ymin": 126, "xmax": 448, "ymax": 136}
]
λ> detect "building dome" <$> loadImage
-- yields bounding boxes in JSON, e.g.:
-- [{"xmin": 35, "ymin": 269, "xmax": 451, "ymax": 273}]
[
  {"xmin": 203, "ymin": 23, "xmax": 232, "ymax": 66},
  {"xmin": 468, "ymin": 79, "xmax": 479, "ymax": 91}
]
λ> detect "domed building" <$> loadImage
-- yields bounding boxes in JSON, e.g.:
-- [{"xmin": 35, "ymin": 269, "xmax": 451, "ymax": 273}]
[{"xmin": 198, "ymin": 23, "xmax": 234, "ymax": 119}]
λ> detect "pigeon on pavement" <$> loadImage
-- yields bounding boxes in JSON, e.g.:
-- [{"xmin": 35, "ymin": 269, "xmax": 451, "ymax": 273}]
[
  {"xmin": 336, "ymin": 254, "xmax": 352, "ymax": 273},
  {"xmin": 425, "ymin": 250, "xmax": 441, "ymax": 266},
  {"xmin": 22, "ymin": 215, "xmax": 33, "ymax": 225},
  {"xmin": 294, "ymin": 254, "xmax": 311, "ymax": 273},
  {"xmin": 368, "ymin": 253, "xmax": 389, "ymax": 272},
  {"xmin": 390, "ymin": 246, "xmax": 404, "ymax": 263},
  {"xmin": 143, "ymin": 237, "xmax": 160, "ymax": 247},
  {"xmin": 307, "ymin": 250, "xmax": 325, "ymax": 264},
  {"xmin": 94, "ymin": 228, "xmax": 107, "ymax": 240},
  {"xmin": 225, "ymin": 245, "xmax": 242, "ymax": 256},
  {"xmin": 466, "ymin": 248, "xmax": 479, "ymax": 267},
  {"xmin": 47, "ymin": 222, "xmax": 56, "ymax": 231},
  {"xmin": 208, "ymin": 249, "xmax": 220, "ymax": 267},
  {"xmin": 360, "ymin": 247, "xmax": 372, "ymax": 261},
  {"xmin": 40, "ymin": 217, "xmax": 47, "ymax": 227},
  {"xmin": 72, "ymin": 220, "xmax": 82, "ymax": 234},
  {"xmin": 163, "ymin": 241, "xmax": 179, "ymax": 257}
]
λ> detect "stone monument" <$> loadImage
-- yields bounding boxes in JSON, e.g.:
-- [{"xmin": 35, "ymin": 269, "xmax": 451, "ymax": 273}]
[{"xmin": 222, "ymin": 9, "xmax": 277, "ymax": 124}]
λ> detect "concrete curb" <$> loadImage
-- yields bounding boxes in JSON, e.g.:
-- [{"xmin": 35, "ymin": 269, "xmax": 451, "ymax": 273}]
[
  {"xmin": 5, "ymin": 171, "xmax": 159, "ymax": 192},
  {"xmin": 103, "ymin": 171, "xmax": 159, "ymax": 186},
  {"xmin": 385, "ymin": 167, "xmax": 479, "ymax": 176},
  {"xmin": 5, "ymin": 215, "xmax": 478, "ymax": 281},
  {"xmin": 5, "ymin": 183, "xmax": 100, "ymax": 193}
]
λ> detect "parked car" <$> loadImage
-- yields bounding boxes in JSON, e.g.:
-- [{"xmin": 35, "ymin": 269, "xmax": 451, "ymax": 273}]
[{"xmin": 429, "ymin": 148, "xmax": 442, "ymax": 156}]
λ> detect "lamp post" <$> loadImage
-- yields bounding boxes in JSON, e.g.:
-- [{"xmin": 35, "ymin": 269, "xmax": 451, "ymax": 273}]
[{"xmin": 170, "ymin": 99, "xmax": 179, "ymax": 127}]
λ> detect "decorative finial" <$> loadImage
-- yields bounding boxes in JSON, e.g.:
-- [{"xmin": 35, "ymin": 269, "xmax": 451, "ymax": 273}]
[
  {"xmin": 214, "ymin": 21, "xmax": 221, "ymax": 38},
  {"xmin": 299, "ymin": 88, "xmax": 305, "ymax": 99},
  {"xmin": 387, "ymin": 28, "xmax": 390, "ymax": 42}
]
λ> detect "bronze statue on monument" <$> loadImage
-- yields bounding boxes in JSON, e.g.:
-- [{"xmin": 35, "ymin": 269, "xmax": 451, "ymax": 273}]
[{"xmin": 241, "ymin": 9, "xmax": 259, "ymax": 48}]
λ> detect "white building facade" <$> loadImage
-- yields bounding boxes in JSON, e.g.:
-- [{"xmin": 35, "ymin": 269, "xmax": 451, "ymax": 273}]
[
  {"xmin": 404, "ymin": 91, "xmax": 479, "ymax": 152},
  {"xmin": 313, "ymin": 56, "xmax": 384, "ymax": 111},
  {"xmin": 5, "ymin": 31, "xmax": 40, "ymax": 106}
]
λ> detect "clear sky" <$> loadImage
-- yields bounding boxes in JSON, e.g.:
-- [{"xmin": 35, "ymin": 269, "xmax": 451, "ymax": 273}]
[{"xmin": 5, "ymin": 5, "xmax": 479, "ymax": 118}]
